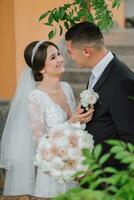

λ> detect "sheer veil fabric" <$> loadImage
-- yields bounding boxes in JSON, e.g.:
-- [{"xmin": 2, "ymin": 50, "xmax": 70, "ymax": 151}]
[{"xmin": 0, "ymin": 68, "xmax": 37, "ymax": 195}]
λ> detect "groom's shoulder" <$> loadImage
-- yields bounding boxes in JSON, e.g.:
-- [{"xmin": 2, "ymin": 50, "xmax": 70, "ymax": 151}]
[
  {"xmin": 112, "ymin": 56, "xmax": 131, "ymax": 71},
  {"xmin": 111, "ymin": 56, "xmax": 134, "ymax": 78}
]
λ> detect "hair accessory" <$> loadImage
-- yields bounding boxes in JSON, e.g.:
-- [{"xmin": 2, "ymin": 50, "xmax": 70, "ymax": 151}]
[{"xmin": 31, "ymin": 40, "xmax": 44, "ymax": 65}]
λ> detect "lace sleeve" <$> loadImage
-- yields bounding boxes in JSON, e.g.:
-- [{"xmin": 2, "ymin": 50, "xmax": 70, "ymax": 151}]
[{"xmin": 28, "ymin": 91, "xmax": 47, "ymax": 145}]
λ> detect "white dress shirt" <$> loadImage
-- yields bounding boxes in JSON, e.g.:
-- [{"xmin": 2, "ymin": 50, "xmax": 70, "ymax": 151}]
[{"xmin": 88, "ymin": 51, "xmax": 114, "ymax": 89}]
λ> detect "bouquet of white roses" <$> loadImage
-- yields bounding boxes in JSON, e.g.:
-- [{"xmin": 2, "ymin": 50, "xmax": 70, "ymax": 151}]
[
  {"xmin": 34, "ymin": 123, "xmax": 94, "ymax": 183},
  {"xmin": 80, "ymin": 89, "xmax": 99, "ymax": 111}
]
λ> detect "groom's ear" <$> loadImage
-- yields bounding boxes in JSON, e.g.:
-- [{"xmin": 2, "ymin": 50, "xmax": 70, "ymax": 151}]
[{"xmin": 83, "ymin": 47, "xmax": 91, "ymax": 58}]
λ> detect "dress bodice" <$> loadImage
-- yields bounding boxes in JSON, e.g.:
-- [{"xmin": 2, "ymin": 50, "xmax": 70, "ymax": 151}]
[{"xmin": 28, "ymin": 82, "xmax": 76, "ymax": 143}]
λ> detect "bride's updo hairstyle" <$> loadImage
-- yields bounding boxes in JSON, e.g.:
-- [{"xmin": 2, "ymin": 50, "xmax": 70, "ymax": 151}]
[{"xmin": 24, "ymin": 41, "xmax": 58, "ymax": 81}]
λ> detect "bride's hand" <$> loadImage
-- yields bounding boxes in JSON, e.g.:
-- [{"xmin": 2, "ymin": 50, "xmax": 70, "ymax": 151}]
[{"xmin": 69, "ymin": 105, "xmax": 94, "ymax": 124}]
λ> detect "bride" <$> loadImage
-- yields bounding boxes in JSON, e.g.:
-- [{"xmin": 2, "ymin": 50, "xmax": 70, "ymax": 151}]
[{"xmin": 0, "ymin": 40, "xmax": 94, "ymax": 198}]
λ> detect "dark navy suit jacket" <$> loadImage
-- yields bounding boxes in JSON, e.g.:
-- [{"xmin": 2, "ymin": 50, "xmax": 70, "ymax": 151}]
[{"xmin": 86, "ymin": 56, "xmax": 134, "ymax": 168}]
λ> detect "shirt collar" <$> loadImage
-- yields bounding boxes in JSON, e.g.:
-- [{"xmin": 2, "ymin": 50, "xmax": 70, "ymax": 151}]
[{"xmin": 91, "ymin": 51, "xmax": 114, "ymax": 79}]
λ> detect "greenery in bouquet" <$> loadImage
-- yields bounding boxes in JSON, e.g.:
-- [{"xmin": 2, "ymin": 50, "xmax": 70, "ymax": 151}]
[{"xmin": 53, "ymin": 140, "xmax": 134, "ymax": 200}]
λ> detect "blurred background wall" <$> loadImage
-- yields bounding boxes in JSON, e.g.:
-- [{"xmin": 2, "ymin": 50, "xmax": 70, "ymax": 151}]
[
  {"xmin": 0, "ymin": 0, "xmax": 133, "ymax": 100},
  {"xmin": 0, "ymin": 0, "xmax": 66, "ymax": 99}
]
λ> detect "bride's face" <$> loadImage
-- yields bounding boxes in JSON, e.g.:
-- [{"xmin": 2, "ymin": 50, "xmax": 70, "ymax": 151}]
[{"xmin": 43, "ymin": 45, "xmax": 65, "ymax": 76}]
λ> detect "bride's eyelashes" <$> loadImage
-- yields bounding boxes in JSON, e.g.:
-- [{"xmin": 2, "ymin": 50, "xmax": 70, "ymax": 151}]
[
  {"xmin": 50, "ymin": 55, "xmax": 56, "ymax": 60},
  {"xmin": 50, "ymin": 52, "xmax": 61, "ymax": 60}
]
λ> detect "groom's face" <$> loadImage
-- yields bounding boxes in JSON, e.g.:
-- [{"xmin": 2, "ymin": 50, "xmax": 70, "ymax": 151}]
[
  {"xmin": 66, "ymin": 41, "xmax": 89, "ymax": 68},
  {"xmin": 66, "ymin": 41, "xmax": 87, "ymax": 68}
]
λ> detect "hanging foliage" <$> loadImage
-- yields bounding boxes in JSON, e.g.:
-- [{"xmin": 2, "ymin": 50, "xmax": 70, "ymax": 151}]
[{"xmin": 39, "ymin": 0, "xmax": 121, "ymax": 39}]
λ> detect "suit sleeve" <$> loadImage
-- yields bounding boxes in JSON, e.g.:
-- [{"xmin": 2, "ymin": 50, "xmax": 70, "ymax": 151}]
[{"xmin": 110, "ymin": 78, "xmax": 134, "ymax": 143}]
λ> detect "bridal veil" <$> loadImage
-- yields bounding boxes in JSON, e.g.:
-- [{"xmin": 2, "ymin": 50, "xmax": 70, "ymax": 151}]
[{"xmin": 0, "ymin": 68, "xmax": 36, "ymax": 194}]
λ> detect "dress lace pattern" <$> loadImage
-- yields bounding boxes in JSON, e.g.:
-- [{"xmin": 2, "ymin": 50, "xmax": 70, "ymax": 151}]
[{"xmin": 28, "ymin": 82, "xmax": 77, "ymax": 198}]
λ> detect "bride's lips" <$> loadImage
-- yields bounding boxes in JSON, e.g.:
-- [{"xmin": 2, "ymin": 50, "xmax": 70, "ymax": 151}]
[{"xmin": 56, "ymin": 64, "xmax": 64, "ymax": 68}]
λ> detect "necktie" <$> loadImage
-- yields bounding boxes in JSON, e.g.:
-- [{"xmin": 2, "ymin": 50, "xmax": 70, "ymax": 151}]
[{"xmin": 88, "ymin": 73, "xmax": 95, "ymax": 88}]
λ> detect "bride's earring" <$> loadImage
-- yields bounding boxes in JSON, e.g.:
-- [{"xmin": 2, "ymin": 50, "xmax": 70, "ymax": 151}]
[{"xmin": 41, "ymin": 70, "xmax": 45, "ymax": 74}]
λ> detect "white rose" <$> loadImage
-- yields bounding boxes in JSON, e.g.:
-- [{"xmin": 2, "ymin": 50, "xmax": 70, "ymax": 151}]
[
  {"xmin": 55, "ymin": 137, "xmax": 69, "ymax": 148},
  {"xmin": 68, "ymin": 148, "xmax": 80, "ymax": 160},
  {"xmin": 88, "ymin": 94, "xmax": 98, "ymax": 105},
  {"xmin": 80, "ymin": 89, "xmax": 99, "ymax": 108},
  {"xmin": 79, "ymin": 140, "xmax": 90, "ymax": 149},
  {"xmin": 78, "ymin": 133, "xmax": 94, "ymax": 149},
  {"xmin": 51, "ymin": 157, "xmax": 65, "ymax": 170},
  {"xmin": 40, "ymin": 139, "xmax": 52, "ymax": 150}
]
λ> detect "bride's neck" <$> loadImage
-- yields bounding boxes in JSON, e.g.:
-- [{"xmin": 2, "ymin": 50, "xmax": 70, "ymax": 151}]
[{"xmin": 38, "ymin": 76, "xmax": 61, "ymax": 92}]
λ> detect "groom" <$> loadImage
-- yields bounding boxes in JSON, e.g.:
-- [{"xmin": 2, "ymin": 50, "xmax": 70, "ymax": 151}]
[{"xmin": 65, "ymin": 22, "xmax": 134, "ymax": 168}]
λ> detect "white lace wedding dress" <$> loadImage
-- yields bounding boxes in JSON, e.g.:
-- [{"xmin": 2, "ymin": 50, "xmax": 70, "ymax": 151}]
[{"xmin": 28, "ymin": 82, "xmax": 77, "ymax": 198}]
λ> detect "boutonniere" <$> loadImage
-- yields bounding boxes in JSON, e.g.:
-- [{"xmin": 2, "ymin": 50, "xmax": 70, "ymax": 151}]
[{"xmin": 80, "ymin": 89, "xmax": 99, "ymax": 112}]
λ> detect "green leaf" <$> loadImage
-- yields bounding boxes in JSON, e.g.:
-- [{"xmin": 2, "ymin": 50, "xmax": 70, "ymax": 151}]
[
  {"xmin": 74, "ymin": 0, "xmax": 81, "ymax": 3},
  {"xmin": 121, "ymin": 156, "xmax": 134, "ymax": 164},
  {"xmin": 79, "ymin": 175, "xmax": 92, "ymax": 186},
  {"xmin": 39, "ymin": 11, "xmax": 51, "ymax": 21},
  {"xmin": 104, "ymin": 174, "xmax": 121, "ymax": 185},
  {"xmin": 90, "ymin": 177, "xmax": 107, "ymax": 190},
  {"xmin": 93, "ymin": 144, "xmax": 102, "ymax": 160},
  {"xmin": 114, "ymin": 151, "xmax": 130, "ymax": 160},
  {"xmin": 43, "ymin": 22, "xmax": 53, "ymax": 26},
  {"xmin": 59, "ymin": 7, "xmax": 66, "ymax": 20},
  {"xmin": 120, "ymin": 174, "xmax": 129, "ymax": 185},
  {"xmin": 48, "ymin": 13, "xmax": 53, "ymax": 24},
  {"xmin": 129, "ymin": 163, "xmax": 134, "ymax": 170},
  {"xmin": 86, "ymin": 13, "xmax": 94, "ymax": 23},
  {"xmin": 127, "ymin": 143, "xmax": 134, "ymax": 153},
  {"xmin": 92, "ymin": 169, "xmax": 103, "ymax": 178},
  {"xmin": 73, "ymin": 16, "xmax": 80, "ymax": 22},
  {"xmin": 82, "ymin": 148, "xmax": 91, "ymax": 158},
  {"xmin": 59, "ymin": 24, "xmax": 63, "ymax": 35},
  {"xmin": 99, "ymin": 153, "xmax": 110, "ymax": 165},
  {"xmin": 77, "ymin": 9, "xmax": 86, "ymax": 18},
  {"xmin": 110, "ymin": 146, "xmax": 124, "ymax": 154},
  {"xmin": 90, "ymin": 163, "xmax": 100, "ymax": 171},
  {"xmin": 52, "ymin": 10, "xmax": 59, "ymax": 22},
  {"xmin": 104, "ymin": 167, "xmax": 118, "ymax": 174},
  {"xmin": 112, "ymin": 0, "xmax": 121, "ymax": 8},
  {"xmin": 107, "ymin": 185, "xmax": 118, "ymax": 193},
  {"xmin": 48, "ymin": 29, "xmax": 56, "ymax": 40},
  {"xmin": 64, "ymin": 21, "xmax": 69, "ymax": 30},
  {"xmin": 107, "ymin": 140, "xmax": 121, "ymax": 146}
]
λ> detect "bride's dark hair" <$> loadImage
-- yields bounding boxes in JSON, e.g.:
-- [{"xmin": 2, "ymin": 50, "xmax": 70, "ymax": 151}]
[{"xmin": 24, "ymin": 41, "xmax": 58, "ymax": 81}]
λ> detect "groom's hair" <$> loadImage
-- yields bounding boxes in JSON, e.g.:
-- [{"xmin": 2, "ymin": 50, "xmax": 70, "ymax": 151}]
[{"xmin": 65, "ymin": 22, "xmax": 104, "ymax": 49}]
